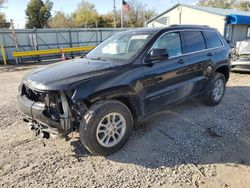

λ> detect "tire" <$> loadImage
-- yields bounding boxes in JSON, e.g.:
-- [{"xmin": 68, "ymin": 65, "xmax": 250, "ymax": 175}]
[
  {"xmin": 203, "ymin": 72, "xmax": 226, "ymax": 106},
  {"xmin": 79, "ymin": 100, "xmax": 133, "ymax": 156}
]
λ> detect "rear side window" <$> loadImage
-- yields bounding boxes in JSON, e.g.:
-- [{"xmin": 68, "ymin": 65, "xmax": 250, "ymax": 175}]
[
  {"xmin": 181, "ymin": 31, "xmax": 206, "ymax": 53},
  {"xmin": 203, "ymin": 31, "xmax": 223, "ymax": 48},
  {"xmin": 152, "ymin": 32, "xmax": 182, "ymax": 58}
]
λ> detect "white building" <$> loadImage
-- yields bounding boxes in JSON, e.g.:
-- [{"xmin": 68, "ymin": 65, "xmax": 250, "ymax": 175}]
[{"xmin": 147, "ymin": 4, "xmax": 250, "ymax": 44}]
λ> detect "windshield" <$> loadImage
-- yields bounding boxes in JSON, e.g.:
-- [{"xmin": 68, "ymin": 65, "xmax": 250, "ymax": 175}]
[{"xmin": 86, "ymin": 32, "xmax": 152, "ymax": 62}]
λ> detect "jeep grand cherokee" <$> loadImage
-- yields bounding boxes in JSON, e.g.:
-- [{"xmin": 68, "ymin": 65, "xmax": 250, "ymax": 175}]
[{"xmin": 18, "ymin": 25, "xmax": 230, "ymax": 156}]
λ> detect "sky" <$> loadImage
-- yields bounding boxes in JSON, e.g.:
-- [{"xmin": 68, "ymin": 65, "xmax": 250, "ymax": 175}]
[{"xmin": 3, "ymin": 0, "xmax": 197, "ymax": 28}]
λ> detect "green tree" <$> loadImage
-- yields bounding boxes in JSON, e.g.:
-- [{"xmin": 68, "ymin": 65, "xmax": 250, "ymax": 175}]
[
  {"xmin": 234, "ymin": 0, "xmax": 250, "ymax": 11},
  {"xmin": 98, "ymin": 0, "xmax": 156, "ymax": 28},
  {"xmin": 124, "ymin": 0, "xmax": 157, "ymax": 27},
  {"xmin": 0, "ymin": 13, "xmax": 10, "ymax": 28},
  {"xmin": 0, "ymin": 0, "xmax": 5, "ymax": 7},
  {"xmin": 49, "ymin": 11, "xmax": 74, "ymax": 28},
  {"xmin": 73, "ymin": 0, "xmax": 99, "ymax": 28},
  {"xmin": 96, "ymin": 16, "xmax": 106, "ymax": 28},
  {"xmin": 25, "ymin": 0, "xmax": 53, "ymax": 28},
  {"xmin": 197, "ymin": 0, "xmax": 235, "ymax": 9},
  {"xmin": 0, "ymin": 0, "xmax": 10, "ymax": 28},
  {"xmin": 100, "ymin": 12, "xmax": 118, "ymax": 28},
  {"xmin": 197, "ymin": 0, "xmax": 250, "ymax": 11}
]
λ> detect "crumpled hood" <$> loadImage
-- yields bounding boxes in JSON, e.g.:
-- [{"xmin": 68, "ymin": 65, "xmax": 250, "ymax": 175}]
[{"xmin": 22, "ymin": 58, "xmax": 120, "ymax": 91}]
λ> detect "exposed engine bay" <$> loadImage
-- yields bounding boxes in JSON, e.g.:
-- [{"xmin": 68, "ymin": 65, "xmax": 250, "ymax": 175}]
[{"xmin": 18, "ymin": 84, "xmax": 87, "ymax": 139}]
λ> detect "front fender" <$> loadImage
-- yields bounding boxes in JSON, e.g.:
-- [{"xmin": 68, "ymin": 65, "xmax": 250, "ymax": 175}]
[
  {"xmin": 71, "ymin": 82, "xmax": 144, "ymax": 120},
  {"xmin": 71, "ymin": 63, "xmax": 144, "ymax": 118},
  {"xmin": 72, "ymin": 85, "xmax": 137, "ymax": 102}
]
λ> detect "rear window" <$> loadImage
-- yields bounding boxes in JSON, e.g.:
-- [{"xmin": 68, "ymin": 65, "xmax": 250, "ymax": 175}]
[
  {"xmin": 181, "ymin": 31, "xmax": 206, "ymax": 53},
  {"xmin": 203, "ymin": 31, "xmax": 223, "ymax": 48}
]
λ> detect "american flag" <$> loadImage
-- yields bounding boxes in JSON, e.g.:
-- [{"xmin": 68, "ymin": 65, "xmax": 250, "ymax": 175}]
[{"xmin": 122, "ymin": 0, "xmax": 131, "ymax": 12}]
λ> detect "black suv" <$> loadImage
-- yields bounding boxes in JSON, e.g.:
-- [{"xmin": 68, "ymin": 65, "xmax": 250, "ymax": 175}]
[{"xmin": 18, "ymin": 25, "xmax": 230, "ymax": 156}]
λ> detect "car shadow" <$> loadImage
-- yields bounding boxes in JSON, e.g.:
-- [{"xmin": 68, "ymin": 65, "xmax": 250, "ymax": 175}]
[{"xmin": 70, "ymin": 86, "xmax": 250, "ymax": 168}]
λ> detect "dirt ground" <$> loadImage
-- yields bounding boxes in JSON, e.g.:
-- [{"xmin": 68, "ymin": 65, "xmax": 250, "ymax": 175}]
[{"xmin": 0, "ymin": 65, "xmax": 249, "ymax": 188}]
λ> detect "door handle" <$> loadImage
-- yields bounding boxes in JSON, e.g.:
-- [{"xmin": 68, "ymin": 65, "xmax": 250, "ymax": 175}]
[
  {"xmin": 177, "ymin": 59, "xmax": 185, "ymax": 64},
  {"xmin": 207, "ymin": 52, "xmax": 214, "ymax": 57}
]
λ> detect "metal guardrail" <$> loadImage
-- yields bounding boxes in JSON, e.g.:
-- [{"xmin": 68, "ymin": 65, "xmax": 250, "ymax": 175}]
[{"xmin": 12, "ymin": 46, "xmax": 95, "ymax": 57}]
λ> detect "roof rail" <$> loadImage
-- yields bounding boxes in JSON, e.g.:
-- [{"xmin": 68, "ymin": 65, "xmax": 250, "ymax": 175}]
[{"xmin": 169, "ymin": 24, "xmax": 210, "ymax": 27}]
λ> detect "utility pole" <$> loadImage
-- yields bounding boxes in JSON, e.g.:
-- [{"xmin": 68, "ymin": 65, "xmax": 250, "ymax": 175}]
[
  {"xmin": 143, "ymin": 3, "xmax": 149, "ymax": 27},
  {"xmin": 176, "ymin": 0, "xmax": 182, "ymax": 24},
  {"xmin": 121, "ymin": 0, "xmax": 123, "ymax": 28},
  {"xmin": 10, "ymin": 19, "xmax": 19, "ymax": 64},
  {"xmin": 113, "ymin": 0, "xmax": 117, "ymax": 28}
]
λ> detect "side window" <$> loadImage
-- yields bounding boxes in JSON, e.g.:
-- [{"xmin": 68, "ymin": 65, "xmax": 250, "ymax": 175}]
[
  {"xmin": 152, "ymin": 32, "xmax": 182, "ymax": 58},
  {"xmin": 203, "ymin": 31, "xmax": 223, "ymax": 48},
  {"xmin": 181, "ymin": 31, "xmax": 206, "ymax": 53}
]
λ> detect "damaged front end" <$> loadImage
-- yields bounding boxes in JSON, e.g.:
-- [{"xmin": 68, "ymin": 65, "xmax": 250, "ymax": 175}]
[{"xmin": 17, "ymin": 84, "xmax": 86, "ymax": 139}]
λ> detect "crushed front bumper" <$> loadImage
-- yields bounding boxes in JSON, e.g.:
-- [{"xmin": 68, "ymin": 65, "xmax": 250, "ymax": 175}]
[
  {"xmin": 17, "ymin": 95, "xmax": 61, "ymax": 134},
  {"xmin": 17, "ymin": 87, "xmax": 73, "ymax": 136}
]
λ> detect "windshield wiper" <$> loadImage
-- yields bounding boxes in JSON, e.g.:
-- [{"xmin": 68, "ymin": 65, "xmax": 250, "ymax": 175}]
[{"xmin": 88, "ymin": 57, "xmax": 107, "ymax": 61}]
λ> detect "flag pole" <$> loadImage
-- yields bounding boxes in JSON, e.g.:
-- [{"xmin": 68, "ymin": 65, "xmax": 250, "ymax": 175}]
[
  {"xmin": 113, "ymin": 0, "xmax": 117, "ymax": 28},
  {"xmin": 121, "ymin": 0, "xmax": 123, "ymax": 28}
]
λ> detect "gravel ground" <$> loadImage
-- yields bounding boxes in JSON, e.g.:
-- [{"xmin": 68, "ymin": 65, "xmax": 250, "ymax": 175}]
[{"xmin": 0, "ymin": 66, "xmax": 249, "ymax": 188}]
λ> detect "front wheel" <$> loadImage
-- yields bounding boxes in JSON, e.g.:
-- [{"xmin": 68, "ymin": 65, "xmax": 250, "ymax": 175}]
[
  {"xmin": 203, "ymin": 73, "xmax": 226, "ymax": 106},
  {"xmin": 79, "ymin": 100, "xmax": 133, "ymax": 156}
]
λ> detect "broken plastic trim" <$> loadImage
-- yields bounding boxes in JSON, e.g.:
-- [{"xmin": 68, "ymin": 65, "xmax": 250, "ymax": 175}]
[{"xmin": 60, "ymin": 92, "xmax": 73, "ymax": 137}]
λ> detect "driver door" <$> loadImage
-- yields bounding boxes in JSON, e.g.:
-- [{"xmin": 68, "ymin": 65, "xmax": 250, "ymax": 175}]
[{"xmin": 143, "ymin": 32, "xmax": 190, "ymax": 113}]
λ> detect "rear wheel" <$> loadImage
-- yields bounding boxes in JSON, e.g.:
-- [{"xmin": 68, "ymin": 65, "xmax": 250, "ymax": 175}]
[
  {"xmin": 80, "ymin": 100, "xmax": 133, "ymax": 156},
  {"xmin": 203, "ymin": 72, "xmax": 226, "ymax": 106}
]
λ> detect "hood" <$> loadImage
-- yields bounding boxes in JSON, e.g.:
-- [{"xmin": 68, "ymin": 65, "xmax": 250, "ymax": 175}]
[{"xmin": 23, "ymin": 58, "xmax": 121, "ymax": 91}]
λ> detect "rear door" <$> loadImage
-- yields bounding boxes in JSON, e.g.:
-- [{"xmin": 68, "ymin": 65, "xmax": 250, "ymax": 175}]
[
  {"xmin": 202, "ymin": 31, "xmax": 225, "ymax": 66},
  {"xmin": 180, "ymin": 30, "xmax": 215, "ymax": 96}
]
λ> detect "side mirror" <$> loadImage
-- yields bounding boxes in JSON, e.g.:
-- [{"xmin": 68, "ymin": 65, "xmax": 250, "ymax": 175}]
[
  {"xmin": 147, "ymin": 48, "xmax": 169, "ymax": 62},
  {"xmin": 226, "ymin": 39, "xmax": 231, "ymax": 44}
]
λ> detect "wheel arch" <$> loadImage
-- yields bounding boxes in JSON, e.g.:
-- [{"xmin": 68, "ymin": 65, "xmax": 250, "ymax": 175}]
[
  {"xmin": 215, "ymin": 65, "xmax": 230, "ymax": 82},
  {"xmin": 73, "ymin": 86, "xmax": 143, "ymax": 122},
  {"xmin": 112, "ymin": 96, "xmax": 141, "ymax": 123}
]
